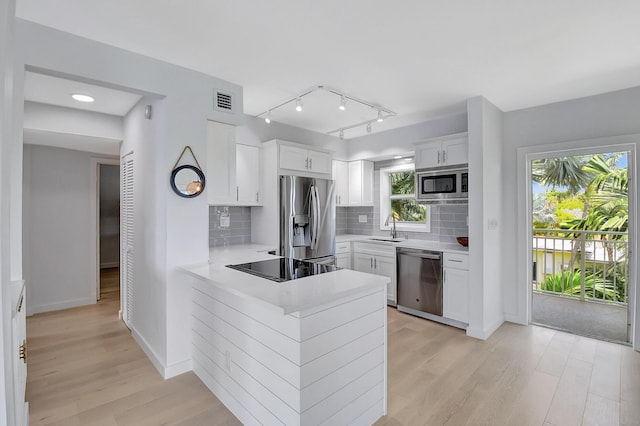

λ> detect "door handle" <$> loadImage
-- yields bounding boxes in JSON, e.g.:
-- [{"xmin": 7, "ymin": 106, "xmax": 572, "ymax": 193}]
[
  {"xmin": 370, "ymin": 257, "xmax": 373, "ymax": 269},
  {"xmin": 256, "ymin": 192, "xmax": 259, "ymax": 203},
  {"xmin": 442, "ymin": 150, "xmax": 446, "ymax": 164},
  {"xmin": 305, "ymin": 158, "xmax": 309, "ymax": 169},
  {"xmin": 309, "ymin": 157, "xmax": 313, "ymax": 169},
  {"xmin": 374, "ymin": 258, "xmax": 377, "ymax": 269},
  {"xmin": 437, "ymin": 151, "xmax": 441, "ymax": 164},
  {"xmin": 236, "ymin": 186, "xmax": 239, "ymax": 201}
]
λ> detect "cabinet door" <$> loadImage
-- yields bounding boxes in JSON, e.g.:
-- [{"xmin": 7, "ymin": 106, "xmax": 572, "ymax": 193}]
[
  {"xmin": 207, "ymin": 121, "xmax": 236, "ymax": 204},
  {"xmin": 443, "ymin": 267, "xmax": 469, "ymax": 323},
  {"xmin": 308, "ymin": 150, "xmax": 332, "ymax": 174},
  {"xmin": 348, "ymin": 161, "xmax": 363, "ymax": 205},
  {"xmin": 442, "ymin": 137, "xmax": 468, "ymax": 166},
  {"xmin": 335, "ymin": 252, "xmax": 351, "ymax": 270},
  {"xmin": 375, "ymin": 255, "xmax": 396, "ymax": 304},
  {"xmin": 415, "ymin": 141, "xmax": 441, "ymax": 169},
  {"xmin": 332, "ymin": 160, "xmax": 349, "ymax": 206},
  {"xmin": 353, "ymin": 252, "xmax": 374, "ymax": 274},
  {"xmin": 361, "ymin": 160, "xmax": 374, "ymax": 205},
  {"xmin": 279, "ymin": 145, "xmax": 308, "ymax": 172},
  {"xmin": 236, "ymin": 144, "xmax": 261, "ymax": 205}
]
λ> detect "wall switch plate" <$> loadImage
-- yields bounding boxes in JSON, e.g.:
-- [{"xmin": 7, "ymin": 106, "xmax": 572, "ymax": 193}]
[
  {"xmin": 488, "ymin": 218, "xmax": 498, "ymax": 230},
  {"xmin": 358, "ymin": 215, "xmax": 367, "ymax": 223}
]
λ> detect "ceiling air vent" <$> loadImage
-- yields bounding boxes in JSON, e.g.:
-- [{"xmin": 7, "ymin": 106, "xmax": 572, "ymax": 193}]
[{"xmin": 214, "ymin": 90, "xmax": 234, "ymax": 113}]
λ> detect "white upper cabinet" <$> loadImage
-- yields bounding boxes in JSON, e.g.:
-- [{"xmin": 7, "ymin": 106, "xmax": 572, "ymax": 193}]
[
  {"xmin": 207, "ymin": 120, "xmax": 236, "ymax": 205},
  {"xmin": 236, "ymin": 144, "xmax": 262, "ymax": 206},
  {"xmin": 279, "ymin": 144, "xmax": 331, "ymax": 175},
  {"xmin": 415, "ymin": 133, "xmax": 468, "ymax": 169},
  {"xmin": 332, "ymin": 160, "xmax": 349, "ymax": 206},
  {"xmin": 348, "ymin": 160, "xmax": 374, "ymax": 206}
]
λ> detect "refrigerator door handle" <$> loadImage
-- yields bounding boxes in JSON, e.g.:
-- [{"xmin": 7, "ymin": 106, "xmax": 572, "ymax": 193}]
[{"xmin": 309, "ymin": 186, "xmax": 317, "ymax": 250}]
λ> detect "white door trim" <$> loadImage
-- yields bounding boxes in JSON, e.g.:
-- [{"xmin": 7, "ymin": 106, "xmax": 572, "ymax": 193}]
[
  {"xmin": 516, "ymin": 134, "xmax": 638, "ymax": 349},
  {"xmin": 90, "ymin": 156, "xmax": 120, "ymax": 302}
]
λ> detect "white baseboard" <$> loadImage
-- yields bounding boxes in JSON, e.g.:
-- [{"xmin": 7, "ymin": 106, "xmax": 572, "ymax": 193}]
[
  {"xmin": 100, "ymin": 262, "xmax": 120, "ymax": 269},
  {"xmin": 504, "ymin": 313, "xmax": 527, "ymax": 325},
  {"xmin": 29, "ymin": 297, "xmax": 96, "ymax": 315},
  {"xmin": 131, "ymin": 327, "xmax": 165, "ymax": 378},
  {"xmin": 467, "ymin": 317, "xmax": 505, "ymax": 340},
  {"xmin": 130, "ymin": 327, "xmax": 193, "ymax": 379},
  {"xmin": 165, "ymin": 358, "xmax": 193, "ymax": 379}
]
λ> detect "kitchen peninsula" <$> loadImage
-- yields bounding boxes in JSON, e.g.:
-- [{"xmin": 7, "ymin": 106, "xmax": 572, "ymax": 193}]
[{"xmin": 183, "ymin": 244, "xmax": 389, "ymax": 425}]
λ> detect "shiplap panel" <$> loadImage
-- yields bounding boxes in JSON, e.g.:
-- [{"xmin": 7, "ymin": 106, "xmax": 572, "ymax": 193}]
[
  {"xmin": 194, "ymin": 290, "xmax": 301, "ymax": 361},
  {"xmin": 300, "ymin": 327, "xmax": 384, "ymax": 388},
  {"xmin": 300, "ymin": 308, "xmax": 385, "ymax": 364},
  {"xmin": 193, "ymin": 281, "xmax": 300, "ymax": 338},
  {"xmin": 301, "ymin": 364, "xmax": 384, "ymax": 426},
  {"xmin": 299, "ymin": 291, "xmax": 384, "ymax": 340},
  {"xmin": 350, "ymin": 398, "xmax": 385, "ymax": 426},
  {"xmin": 192, "ymin": 304, "xmax": 301, "ymax": 386},
  {"xmin": 192, "ymin": 333, "xmax": 298, "ymax": 424},
  {"xmin": 193, "ymin": 345, "xmax": 285, "ymax": 426},
  {"xmin": 319, "ymin": 386, "xmax": 384, "ymax": 426},
  {"xmin": 301, "ymin": 345, "xmax": 384, "ymax": 411},
  {"xmin": 192, "ymin": 317, "xmax": 300, "ymax": 411}
]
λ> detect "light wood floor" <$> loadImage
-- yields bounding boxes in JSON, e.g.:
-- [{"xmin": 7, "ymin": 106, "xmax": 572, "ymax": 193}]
[{"xmin": 27, "ymin": 276, "xmax": 640, "ymax": 425}]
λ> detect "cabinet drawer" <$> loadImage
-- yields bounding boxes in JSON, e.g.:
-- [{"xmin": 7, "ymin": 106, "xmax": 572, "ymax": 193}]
[
  {"xmin": 443, "ymin": 252, "xmax": 468, "ymax": 270},
  {"xmin": 335, "ymin": 242, "xmax": 351, "ymax": 254},
  {"xmin": 352, "ymin": 242, "xmax": 396, "ymax": 257}
]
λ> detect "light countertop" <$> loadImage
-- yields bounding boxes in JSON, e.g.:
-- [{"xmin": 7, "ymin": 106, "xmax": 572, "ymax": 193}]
[
  {"xmin": 336, "ymin": 234, "xmax": 469, "ymax": 254},
  {"xmin": 182, "ymin": 244, "xmax": 388, "ymax": 315}
]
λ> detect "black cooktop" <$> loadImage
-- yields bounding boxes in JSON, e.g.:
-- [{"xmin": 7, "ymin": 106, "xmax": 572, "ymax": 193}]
[{"xmin": 226, "ymin": 258, "xmax": 338, "ymax": 283}]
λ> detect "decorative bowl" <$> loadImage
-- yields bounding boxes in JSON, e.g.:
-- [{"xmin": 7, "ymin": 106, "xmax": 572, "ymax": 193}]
[{"xmin": 456, "ymin": 237, "xmax": 469, "ymax": 247}]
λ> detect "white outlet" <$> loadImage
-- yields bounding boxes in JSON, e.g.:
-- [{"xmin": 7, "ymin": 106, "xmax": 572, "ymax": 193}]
[
  {"xmin": 220, "ymin": 215, "xmax": 230, "ymax": 228},
  {"xmin": 358, "ymin": 215, "xmax": 367, "ymax": 223},
  {"xmin": 488, "ymin": 218, "xmax": 498, "ymax": 230}
]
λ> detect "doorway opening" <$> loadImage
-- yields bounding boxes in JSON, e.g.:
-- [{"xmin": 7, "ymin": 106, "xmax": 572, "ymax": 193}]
[
  {"xmin": 97, "ymin": 163, "xmax": 120, "ymax": 303},
  {"xmin": 530, "ymin": 150, "xmax": 631, "ymax": 344}
]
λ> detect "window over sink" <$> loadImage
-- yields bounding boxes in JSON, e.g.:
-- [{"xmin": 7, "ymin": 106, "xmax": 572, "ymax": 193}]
[{"xmin": 380, "ymin": 164, "xmax": 430, "ymax": 233}]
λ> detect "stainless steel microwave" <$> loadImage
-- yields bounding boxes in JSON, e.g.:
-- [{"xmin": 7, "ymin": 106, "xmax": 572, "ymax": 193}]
[{"xmin": 416, "ymin": 167, "xmax": 468, "ymax": 202}]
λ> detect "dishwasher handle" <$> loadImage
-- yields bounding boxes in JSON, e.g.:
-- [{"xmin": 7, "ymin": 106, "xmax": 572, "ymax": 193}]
[{"xmin": 397, "ymin": 249, "xmax": 441, "ymax": 260}]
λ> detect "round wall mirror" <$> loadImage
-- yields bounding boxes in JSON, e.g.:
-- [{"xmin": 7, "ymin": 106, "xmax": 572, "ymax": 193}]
[{"xmin": 170, "ymin": 165, "xmax": 206, "ymax": 198}]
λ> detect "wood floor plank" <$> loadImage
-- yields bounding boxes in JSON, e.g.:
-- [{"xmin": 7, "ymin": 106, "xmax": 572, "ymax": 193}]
[{"xmin": 26, "ymin": 268, "xmax": 640, "ymax": 426}]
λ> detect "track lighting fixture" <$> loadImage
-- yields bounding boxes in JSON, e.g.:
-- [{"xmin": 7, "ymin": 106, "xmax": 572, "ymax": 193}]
[
  {"xmin": 256, "ymin": 85, "xmax": 396, "ymax": 138},
  {"xmin": 339, "ymin": 96, "xmax": 346, "ymax": 111}
]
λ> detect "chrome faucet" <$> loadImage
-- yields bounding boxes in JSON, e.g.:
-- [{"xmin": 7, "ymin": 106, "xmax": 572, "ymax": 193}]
[{"xmin": 384, "ymin": 213, "xmax": 397, "ymax": 239}]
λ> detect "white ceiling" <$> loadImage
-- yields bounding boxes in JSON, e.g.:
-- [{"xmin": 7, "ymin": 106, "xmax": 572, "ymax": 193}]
[
  {"xmin": 24, "ymin": 71, "xmax": 142, "ymax": 116},
  {"xmin": 15, "ymin": 1, "xmax": 640, "ymax": 138}
]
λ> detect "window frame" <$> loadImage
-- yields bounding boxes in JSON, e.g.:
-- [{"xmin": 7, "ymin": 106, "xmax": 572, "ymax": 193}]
[{"xmin": 379, "ymin": 164, "xmax": 431, "ymax": 233}]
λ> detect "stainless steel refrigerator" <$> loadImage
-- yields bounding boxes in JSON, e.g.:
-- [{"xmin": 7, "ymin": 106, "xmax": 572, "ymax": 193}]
[{"xmin": 280, "ymin": 175, "xmax": 336, "ymax": 264}]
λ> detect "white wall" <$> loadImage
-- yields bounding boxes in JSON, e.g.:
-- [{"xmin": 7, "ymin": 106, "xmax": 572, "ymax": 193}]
[
  {"xmin": 347, "ymin": 112, "xmax": 467, "ymax": 160},
  {"xmin": 23, "ymin": 101, "xmax": 123, "ymax": 140},
  {"xmin": 467, "ymin": 96, "xmax": 505, "ymax": 339},
  {"xmin": 1, "ymin": 0, "xmax": 17, "ymax": 423},
  {"xmin": 99, "ymin": 164, "xmax": 119, "ymax": 268},
  {"xmin": 237, "ymin": 115, "xmax": 347, "ymax": 159},
  {"xmin": 23, "ymin": 144, "xmax": 97, "ymax": 313},
  {"xmin": 502, "ymin": 87, "xmax": 640, "ymax": 335},
  {"xmin": 13, "ymin": 19, "xmax": 243, "ymax": 377}
]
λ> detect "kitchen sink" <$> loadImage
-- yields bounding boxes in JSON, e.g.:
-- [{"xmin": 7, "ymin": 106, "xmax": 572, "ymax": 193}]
[{"xmin": 369, "ymin": 237, "xmax": 405, "ymax": 243}]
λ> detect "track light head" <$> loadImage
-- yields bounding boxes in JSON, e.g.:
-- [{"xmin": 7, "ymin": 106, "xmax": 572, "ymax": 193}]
[
  {"xmin": 265, "ymin": 111, "xmax": 272, "ymax": 124},
  {"xmin": 295, "ymin": 98, "xmax": 302, "ymax": 112},
  {"xmin": 339, "ymin": 96, "xmax": 346, "ymax": 111},
  {"xmin": 366, "ymin": 123, "xmax": 372, "ymax": 133},
  {"xmin": 377, "ymin": 110, "xmax": 384, "ymax": 122},
  {"xmin": 339, "ymin": 130, "xmax": 344, "ymax": 140}
]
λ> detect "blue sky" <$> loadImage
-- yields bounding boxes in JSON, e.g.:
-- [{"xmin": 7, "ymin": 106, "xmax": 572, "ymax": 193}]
[{"xmin": 531, "ymin": 152, "xmax": 628, "ymax": 196}]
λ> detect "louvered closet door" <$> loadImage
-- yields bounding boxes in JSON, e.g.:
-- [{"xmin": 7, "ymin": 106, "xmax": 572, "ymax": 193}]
[{"xmin": 121, "ymin": 155, "xmax": 134, "ymax": 328}]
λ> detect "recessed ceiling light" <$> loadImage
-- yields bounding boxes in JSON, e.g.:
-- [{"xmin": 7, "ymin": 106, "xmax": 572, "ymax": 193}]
[
  {"xmin": 71, "ymin": 93, "xmax": 94, "ymax": 103},
  {"xmin": 394, "ymin": 155, "xmax": 403, "ymax": 159}
]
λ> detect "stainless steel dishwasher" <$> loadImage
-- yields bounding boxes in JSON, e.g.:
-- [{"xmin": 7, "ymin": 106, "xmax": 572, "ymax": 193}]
[{"xmin": 396, "ymin": 247, "xmax": 443, "ymax": 319}]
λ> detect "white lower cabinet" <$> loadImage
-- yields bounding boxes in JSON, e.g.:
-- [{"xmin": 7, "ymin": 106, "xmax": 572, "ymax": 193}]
[
  {"xmin": 443, "ymin": 252, "xmax": 469, "ymax": 324},
  {"xmin": 352, "ymin": 242, "xmax": 396, "ymax": 304},
  {"xmin": 335, "ymin": 241, "xmax": 351, "ymax": 269}
]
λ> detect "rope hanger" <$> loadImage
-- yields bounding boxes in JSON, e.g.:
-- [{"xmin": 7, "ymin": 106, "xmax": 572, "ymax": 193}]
[{"xmin": 172, "ymin": 145, "xmax": 203, "ymax": 171}]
